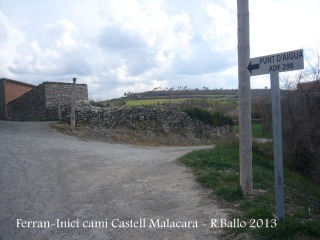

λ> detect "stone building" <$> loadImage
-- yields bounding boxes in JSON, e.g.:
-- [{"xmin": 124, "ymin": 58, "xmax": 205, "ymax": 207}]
[
  {"xmin": 7, "ymin": 82, "xmax": 88, "ymax": 121},
  {"xmin": 0, "ymin": 78, "xmax": 36, "ymax": 120}
]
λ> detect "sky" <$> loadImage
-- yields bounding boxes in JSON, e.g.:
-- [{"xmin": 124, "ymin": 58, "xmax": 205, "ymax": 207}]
[{"xmin": 1, "ymin": 0, "xmax": 320, "ymax": 99}]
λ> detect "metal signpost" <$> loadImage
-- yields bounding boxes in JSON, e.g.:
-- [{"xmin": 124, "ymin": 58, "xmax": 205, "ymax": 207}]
[{"xmin": 248, "ymin": 49, "xmax": 304, "ymax": 220}]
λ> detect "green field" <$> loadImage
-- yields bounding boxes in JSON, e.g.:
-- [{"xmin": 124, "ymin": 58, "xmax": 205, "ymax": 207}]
[
  {"xmin": 180, "ymin": 142, "xmax": 320, "ymax": 239},
  {"xmin": 125, "ymin": 98, "xmax": 187, "ymax": 106},
  {"xmin": 233, "ymin": 123, "xmax": 272, "ymax": 139},
  {"xmin": 125, "ymin": 96, "xmax": 238, "ymax": 107}
]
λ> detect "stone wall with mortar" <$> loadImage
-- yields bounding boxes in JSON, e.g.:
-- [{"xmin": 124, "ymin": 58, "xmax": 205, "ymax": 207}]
[
  {"xmin": 7, "ymin": 84, "xmax": 46, "ymax": 121},
  {"xmin": 62, "ymin": 101, "xmax": 231, "ymax": 137},
  {"xmin": 45, "ymin": 82, "xmax": 88, "ymax": 120},
  {"xmin": 7, "ymin": 82, "xmax": 88, "ymax": 121}
]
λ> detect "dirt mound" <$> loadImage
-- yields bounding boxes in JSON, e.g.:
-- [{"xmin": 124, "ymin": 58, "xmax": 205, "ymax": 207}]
[{"xmin": 52, "ymin": 122, "xmax": 229, "ymax": 146}]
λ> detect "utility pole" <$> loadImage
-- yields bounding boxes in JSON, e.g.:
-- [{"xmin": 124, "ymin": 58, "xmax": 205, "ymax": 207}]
[
  {"xmin": 71, "ymin": 78, "xmax": 76, "ymax": 130},
  {"xmin": 237, "ymin": 0, "xmax": 253, "ymax": 195}
]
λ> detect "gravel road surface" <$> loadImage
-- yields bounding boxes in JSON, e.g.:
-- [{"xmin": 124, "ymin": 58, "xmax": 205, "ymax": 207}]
[{"xmin": 0, "ymin": 121, "xmax": 227, "ymax": 240}]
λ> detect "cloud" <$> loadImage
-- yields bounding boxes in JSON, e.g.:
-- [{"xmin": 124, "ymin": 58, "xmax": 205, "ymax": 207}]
[
  {"xmin": 205, "ymin": 2, "xmax": 236, "ymax": 52},
  {"xmin": 98, "ymin": 25, "xmax": 157, "ymax": 76},
  {"xmin": 89, "ymin": 0, "xmax": 238, "ymax": 97},
  {"xmin": 1, "ymin": 0, "xmax": 320, "ymax": 99},
  {"xmin": 6, "ymin": 18, "xmax": 92, "ymax": 78},
  {"xmin": 8, "ymin": 42, "xmax": 91, "ymax": 77},
  {"xmin": 99, "ymin": 25, "xmax": 146, "ymax": 52},
  {"xmin": 250, "ymin": 0, "xmax": 320, "ymax": 56},
  {"xmin": 172, "ymin": 34, "xmax": 236, "ymax": 75},
  {"xmin": 0, "ymin": 10, "xmax": 24, "ymax": 77},
  {"xmin": 8, "ymin": 41, "xmax": 58, "ymax": 75},
  {"xmin": 45, "ymin": 19, "xmax": 78, "ymax": 50}
]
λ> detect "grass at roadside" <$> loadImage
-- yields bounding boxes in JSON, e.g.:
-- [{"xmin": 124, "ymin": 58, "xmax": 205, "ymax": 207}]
[
  {"xmin": 180, "ymin": 140, "xmax": 320, "ymax": 239},
  {"xmin": 233, "ymin": 123, "xmax": 272, "ymax": 139}
]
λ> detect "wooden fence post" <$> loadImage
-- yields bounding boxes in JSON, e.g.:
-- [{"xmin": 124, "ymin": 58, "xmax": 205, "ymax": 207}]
[{"xmin": 71, "ymin": 78, "xmax": 76, "ymax": 130}]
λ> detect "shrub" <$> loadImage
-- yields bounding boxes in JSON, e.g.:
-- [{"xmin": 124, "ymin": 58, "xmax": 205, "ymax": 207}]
[
  {"xmin": 90, "ymin": 100, "xmax": 109, "ymax": 108},
  {"xmin": 184, "ymin": 108, "xmax": 234, "ymax": 127},
  {"xmin": 184, "ymin": 108, "xmax": 213, "ymax": 125},
  {"xmin": 211, "ymin": 111, "xmax": 234, "ymax": 127}
]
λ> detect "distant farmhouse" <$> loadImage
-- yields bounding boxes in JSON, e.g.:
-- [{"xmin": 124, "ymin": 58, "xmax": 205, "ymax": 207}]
[
  {"xmin": 0, "ymin": 78, "xmax": 88, "ymax": 121},
  {"xmin": 297, "ymin": 80, "xmax": 320, "ymax": 91}
]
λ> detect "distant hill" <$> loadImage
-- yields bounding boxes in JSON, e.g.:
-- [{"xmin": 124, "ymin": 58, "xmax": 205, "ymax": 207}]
[{"xmin": 122, "ymin": 89, "xmax": 288, "ymax": 100}]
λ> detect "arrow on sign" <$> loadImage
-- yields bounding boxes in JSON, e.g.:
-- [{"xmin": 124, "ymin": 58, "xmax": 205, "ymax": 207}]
[{"xmin": 247, "ymin": 62, "xmax": 260, "ymax": 74}]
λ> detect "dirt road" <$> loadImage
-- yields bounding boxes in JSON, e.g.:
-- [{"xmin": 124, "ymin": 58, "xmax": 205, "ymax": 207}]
[{"xmin": 0, "ymin": 121, "xmax": 227, "ymax": 240}]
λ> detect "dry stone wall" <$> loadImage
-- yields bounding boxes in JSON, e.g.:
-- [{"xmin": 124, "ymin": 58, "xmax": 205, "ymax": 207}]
[{"xmin": 62, "ymin": 101, "xmax": 231, "ymax": 137}]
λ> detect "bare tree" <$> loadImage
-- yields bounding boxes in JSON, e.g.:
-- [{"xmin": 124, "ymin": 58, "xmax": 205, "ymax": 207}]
[{"xmin": 281, "ymin": 50, "xmax": 320, "ymax": 185}]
